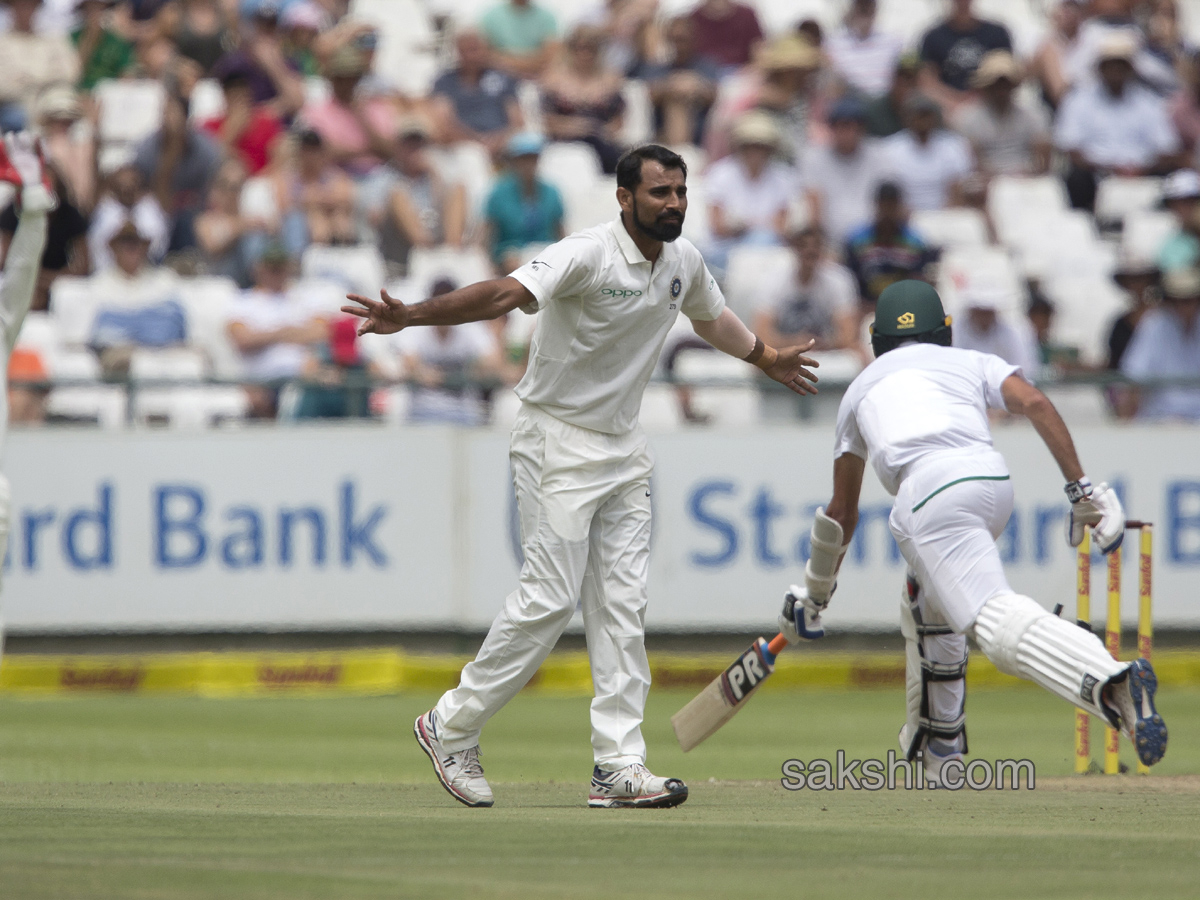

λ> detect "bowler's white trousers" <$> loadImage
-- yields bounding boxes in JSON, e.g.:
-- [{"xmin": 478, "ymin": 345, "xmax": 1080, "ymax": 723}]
[{"xmin": 435, "ymin": 402, "xmax": 654, "ymax": 768}]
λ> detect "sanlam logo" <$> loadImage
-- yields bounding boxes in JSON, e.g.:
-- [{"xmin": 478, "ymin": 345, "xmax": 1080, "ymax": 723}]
[{"xmin": 601, "ymin": 288, "xmax": 643, "ymax": 298}]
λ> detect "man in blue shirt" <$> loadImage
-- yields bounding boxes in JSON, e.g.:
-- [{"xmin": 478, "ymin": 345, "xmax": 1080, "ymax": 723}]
[
  {"xmin": 1120, "ymin": 266, "xmax": 1200, "ymax": 420},
  {"xmin": 844, "ymin": 181, "xmax": 937, "ymax": 306},
  {"xmin": 432, "ymin": 30, "xmax": 523, "ymax": 156},
  {"xmin": 484, "ymin": 132, "xmax": 565, "ymax": 273}
]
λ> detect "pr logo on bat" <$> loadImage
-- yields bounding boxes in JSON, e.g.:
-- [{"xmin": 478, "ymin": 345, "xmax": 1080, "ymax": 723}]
[{"xmin": 719, "ymin": 640, "xmax": 771, "ymax": 705}]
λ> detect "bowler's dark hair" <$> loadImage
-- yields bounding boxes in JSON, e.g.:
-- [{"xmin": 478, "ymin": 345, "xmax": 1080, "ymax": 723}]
[{"xmin": 616, "ymin": 145, "xmax": 687, "ymax": 192}]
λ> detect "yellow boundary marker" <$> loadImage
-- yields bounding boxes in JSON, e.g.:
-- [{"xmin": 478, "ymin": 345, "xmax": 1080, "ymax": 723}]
[{"xmin": 3, "ymin": 648, "xmax": 1200, "ymax": 697}]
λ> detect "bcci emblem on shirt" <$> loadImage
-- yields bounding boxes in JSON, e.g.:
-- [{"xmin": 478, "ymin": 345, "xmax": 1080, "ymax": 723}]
[{"xmin": 670, "ymin": 276, "xmax": 682, "ymax": 310}]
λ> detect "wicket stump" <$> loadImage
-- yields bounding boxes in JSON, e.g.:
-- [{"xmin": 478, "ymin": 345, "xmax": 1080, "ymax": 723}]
[{"xmin": 1074, "ymin": 521, "xmax": 1153, "ymax": 775}]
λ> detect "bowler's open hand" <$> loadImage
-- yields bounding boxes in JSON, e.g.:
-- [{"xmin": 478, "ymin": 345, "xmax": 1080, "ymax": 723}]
[
  {"xmin": 342, "ymin": 289, "xmax": 411, "ymax": 336},
  {"xmin": 765, "ymin": 340, "xmax": 820, "ymax": 396}
]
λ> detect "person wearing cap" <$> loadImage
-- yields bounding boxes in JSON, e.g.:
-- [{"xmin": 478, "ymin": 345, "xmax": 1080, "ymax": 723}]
[
  {"xmin": 1065, "ymin": 0, "xmax": 1177, "ymax": 97},
  {"xmin": 301, "ymin": 44, "xmax": 398, "ymax": 177},
  {"xmin": 0, "ymin": 0, "xmax": 80, "ymax": 132},
  {"xmin": 432, "ymin": 29, "xmax": 524, "ymax": 157},
  {"xmin": 802, "ymin": 95, "xmax": 889, "ymax": 247},
  {"xmin": 778, "ymin": 277, "xmax": 1165, "ymax": 787},
  {"xmin": 844, "ymin": 181, "xmax": 936, "ymax": 305},
  {"xmin": 950, "ymin": 285, "xmax": 1041, "ymax": 376},
  {"xmin": 634, "ymin": 16, "xmax": 719, "ymax": 147},
  {"xmin": 1118, "ymin": 265, "xmax": 1200, "ymax": 420},
  {"xmin": 826, "ymin": 0, "xmax": 903, "ymax": 100},
  {"xmin": 880, "ymin": 93, "xmax": 973, "ymax": 211},
  {"xmin": 280, "ymin": 1, "xmax": 328, "ymax": 78},
  {"xmin": 865, "ymin": 53, "xmax": 921, "ymax": 138},
  {"xmin": 1157, "ymin": 168, "xmax": 1200, "ymax": 272},
  {"xmin": 1107, "ymin": 248, "xmax": 1161, "ymax": 371},
  {"xmin": 918, "ymin": 0, "xmax": 1011, "ymax": 112},
  {"xmin": 956, "ymin": 51, "xmax": 1051, "ymax": 178},
  {"xmin": 484, "ymin": 132, "xmax": 564, "ymax": 273},
  {"xmin": 72, "ymin": 0, "xmax": 134, "ymax": 91},
  {"xmin": 704, "ymin": 109, "xmax": 796, "ymax": 273},
  {"xmin": 687, "ymin": 0, "xmax": 763, "ymax": 72},
  {"xmin": 34, "ymin": 85, "xmax": 95, "ymax": 211},
  {"xmin": 368, "ymin": 117, "xmax": 465, "ymax": 277},
  {"xmin": 1055, "ymin": 32, "xmax": 1182, "ymax": 211},
  {"xmin": 88, "ymin": 164, "xmax": 169, "ymax": 273},
  {"xmin": 480, "ymin": 0, "xmax": 560, "ymax": 80},
  {"xmin": 226, "ymin": 241, "xmax": 329, "ymax": 418},
  {"xmin": 346, "ymin": 144, "xmax": 819, "ymax": 810}
]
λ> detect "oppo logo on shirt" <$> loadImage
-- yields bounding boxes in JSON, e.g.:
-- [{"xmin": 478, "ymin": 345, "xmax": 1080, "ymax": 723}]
[{"xmin": 601, "ymin": 288, "xmax": 643, "ymax": 298}]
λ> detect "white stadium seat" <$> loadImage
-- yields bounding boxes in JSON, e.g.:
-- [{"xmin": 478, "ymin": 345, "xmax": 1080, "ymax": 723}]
[
  {"xmin": 989, "ymin": 176, "xmax": 1070, "ymax": 246},
  {"xmin": 133, "ymin": 386, "xmax": 249, "ymax": 429},
  {"xmin": 565, "ymin": 178, "xmax": 619, "ymax": 234},
  {"xmin": 47, "ymin": 385, "xmax": 127, "ymax": 429},
  {"xmin": 177, "ymin": 277, "xmax": 242, "ymax": 381},
  {"xmin": 910, "ymin": 208, "xmax": 990, "ymax": 250},
  {"xmin": 1122, "ymin": 210, "xmax": 1176, "ymax": 263},
  {"xmin": 94, "ymin": 79, "xmax": 165, "ymax": 145},
  {"xmin": 722, "ymin": 244, "xmax": 795, "ymax": 317},
  {"xmin": 938, "ymin": 246, "xmax": 1026, "ymax": 320},
  {"xmin": 539, "ymin": 142, "xmax": 604, "ymax": 197},
  {"xmin": 673, "ymin": 347, "xmax": 753, "ymax": 385},
  {"xmin": 620, "ymin": 79, "xmax": 654, "ymax": 147},
  {"xmin": 407, "ymin": 246, "xmax": 493, "ymax": 295},
  {"xmin": 50, "ymin": 276, "xmax": 100, "ymax": 347},
  {"xmin": 301, "ymin": 244, "xmax": 386, "ymax": 297},
  {"xmin": 1094, "ymin": 177, "xmax": 1164, "ymax": 227},
  {"xmin": 129, "ymin": 347, "xmax": 209, "ymax": 383},
  {"xmin": 1040, "ymin": 274, "xmax": 1130, "ymax": 367}
]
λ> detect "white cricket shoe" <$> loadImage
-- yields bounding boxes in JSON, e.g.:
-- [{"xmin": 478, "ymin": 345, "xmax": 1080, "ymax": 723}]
[
  {"xmin": 588, "ymin": 763, "xmax": 688, "ymax": 809},
  {"xmin": 413, "ymin": 710, "xmax": 494, "ymax": 808}
]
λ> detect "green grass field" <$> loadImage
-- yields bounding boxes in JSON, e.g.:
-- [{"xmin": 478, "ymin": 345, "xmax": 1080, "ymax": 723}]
[{"xmin": 2, "ymin": 687, "xmax": 1199, "ymax": 899}]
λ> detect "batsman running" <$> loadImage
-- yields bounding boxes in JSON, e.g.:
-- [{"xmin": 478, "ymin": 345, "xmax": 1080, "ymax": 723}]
[
  {"xmin": 0, "ymin": 133, "xmax": 54, "ymax": 670},
  {"xmin": 344, "ymin": 144, "xmax": 819, "ymax": 808},
  {"xmin": 779, "ymin": 280, "xmax": 1167, "ymax": 783}
]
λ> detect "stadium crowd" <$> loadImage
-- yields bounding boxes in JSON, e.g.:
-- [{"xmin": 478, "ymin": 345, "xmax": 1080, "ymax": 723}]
[{"xmin": 3, "ymin": 0, "xmax": 1200, "ymax": 426}]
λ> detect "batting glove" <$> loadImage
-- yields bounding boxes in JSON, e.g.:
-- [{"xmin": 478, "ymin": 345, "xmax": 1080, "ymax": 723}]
[
  {"xmin": 1, "ymin": 132, "xmax": 55, "ymax": 213},
  {"xmin": 778, "ymin": 585, "xmax": 825, "ymax": 642},
  {"xmin": 1066, "ymin": 478, "xmax": 1125, "ymax": 555}
]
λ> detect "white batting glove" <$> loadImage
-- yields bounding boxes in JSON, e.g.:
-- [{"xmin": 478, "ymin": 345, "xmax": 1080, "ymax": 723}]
[
  {"xmin": 778, "ymin": 585, "xmax": 825, "ymax": 642},
  {"xmin": 2, "ymin": 132, "xmax": 54, "ymax": 213},
  {"xmin": 1066, "ymin": 479, "xmax": 1125, "ymax": 555}
]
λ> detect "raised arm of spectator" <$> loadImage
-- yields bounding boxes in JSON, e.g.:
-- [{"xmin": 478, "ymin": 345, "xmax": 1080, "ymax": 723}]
[{"xmin": 252, "ymin": 32, "xmax": 306, "ymax": 119}]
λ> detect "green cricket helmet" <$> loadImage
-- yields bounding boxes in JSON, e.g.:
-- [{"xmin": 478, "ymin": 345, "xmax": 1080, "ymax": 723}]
[{"xmin": 870, "ymin": 280, "xmax": 953, "ymax": 358}]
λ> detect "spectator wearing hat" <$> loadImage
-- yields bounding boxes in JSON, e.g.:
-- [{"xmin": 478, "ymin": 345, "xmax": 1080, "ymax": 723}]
[
  {"xmin": 951, "ymin": 286, "xmax": 1041, "ymax": 376},
  {"xmin": 688, "ymin": 0, "xmax": 763, "ymax": 72},
  {"xmin": 1030, "ymin": 0, "xmax": 1087, "ymax": 109},
  {"xmin": 1119, "ymin": 266, "xmax": 1200, "ymax": 420},
  {"xmin": 753, "ymin": 226, "xmax": 864, "ymax": 362},
  {"xmin": 0, "ymin": 0, "xmax": 80, "ymax": 132},
  {"xmin": 1157, "ymin": 168, "xmax": 1200, "ymax": 271},
  {"xmin": 134, "ymin": 90, "xmax": 223, "ymax": 251},
  {"xmin": 1066, "ymin": 0, "xmax": 1177, "ymax": 97},
  {"xmin": 366, "ymin": 117, "xmax": 466, "ymax": 278},
  {"xmin": 864, "ymin": 53, "xmax": 920, "ymax": 138},
  {"xmin": 88, "ymin": 220, "xmax": 186, "ymax": 375},
  {"xmin": 1108, "ymin": 249, "xmax": 1161, "ymax": 372},
  {"xmin": 826, "ymin": 0, "xmax": 903, "ymax": 100},
  {"xmin": 844, "ymin": 181, "xmax": 936, "ymax": 305},
  {"xmin": 802, "ymin": 96, "xmax": 889, "ymax": 247},
  {"xmin": 35, "ymin": 85, "xmax": 96, "ymax": 211},
  {"xmin": 634, "ymin": 16, "xmax": 719, "ymax": 147},
  {"xmin": 302, "ymin": 44, "xmax": 399, "ymax": 177},
  {"xmin": 89, "ymin": 164, "xmax": 170, "ymax": 273},
  {"xmin": 155, "ymin": 0, "xmax": 235, "ymax": 75},
  {"xmin": 540, "ymin": 24, "xmax": 627, "ymax": 174},
  {"xmin": 956, "ymin": 51, "xmax": 1051, "ymax": 179},
  {"xmin": 704, "ymin": 110, "xmax": 797, "ymax": 274},
  {"xmin": 431, "ymin": 29, "xmax": 524, "ymax": 157},
  {"xmin": 280, "ymin": 1, "xmax": 328, "ymax": 77},
  {"xmin": 72, "ymin": 0, "xmax": 134, "ymax": 91},
  {"xmin": 1055, "ymin": 33, "xmax": 1182, "ymax": 211},
  {"xmin": 880, "ymin": 94, "xmax": 973, "ymax": 211},
  {"xmin": 480, "ymin": 0, "xmax": 559, "ymax": 80},
  {"xmin": 226, "ymin": 242, "xmax": 329, "ymax": 418},
  {"xmin": 918, "ymin": 0, "xmax": 1011, "ymax": 114},
  {"xmin": 200, "ymin": 65, "xmax": 286, "ymax": 176},
  {"xmin": 484, "ymin": 132, "xmax": 564, "ymax": 274}
]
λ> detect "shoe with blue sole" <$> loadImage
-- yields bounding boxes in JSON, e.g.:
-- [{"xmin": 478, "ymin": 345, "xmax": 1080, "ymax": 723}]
[{"xmin": 1109, "ymin": 659, "xmax": 1167, "ymax": 767}]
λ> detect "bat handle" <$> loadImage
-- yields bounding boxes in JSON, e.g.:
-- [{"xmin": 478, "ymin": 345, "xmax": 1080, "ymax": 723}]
[{"xmin": 763, "ymin": 632, "xmax": 788, "ymax": 664}]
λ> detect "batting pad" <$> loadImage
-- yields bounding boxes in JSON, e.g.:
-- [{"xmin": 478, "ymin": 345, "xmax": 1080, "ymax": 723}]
[{"xmin": 971, "ymin": 593, "xmax": 1127, "ymax": 722}]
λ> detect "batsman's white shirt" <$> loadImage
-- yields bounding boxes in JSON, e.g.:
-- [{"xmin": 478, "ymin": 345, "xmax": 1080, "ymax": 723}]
[
  {"xmin": 510, "ymin": 217, "xmax": 725, "ymax": 434},
  {"xmin": 835, "ymin": 344, "xmax": 1024, "ymax": 632},
  {"xmin": 435, "ymin": 217, "xmax": 727, "ymax": 768}
]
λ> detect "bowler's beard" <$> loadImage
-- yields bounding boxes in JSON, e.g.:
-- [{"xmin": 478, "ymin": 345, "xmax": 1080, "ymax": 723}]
[{"xmin": 631, "ymin": 196, "xmax": 684, "ymax": 242}]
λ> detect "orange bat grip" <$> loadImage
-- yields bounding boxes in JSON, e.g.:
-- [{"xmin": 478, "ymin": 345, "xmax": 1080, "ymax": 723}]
[{"xmin": 768, "ymin": 633, "xmax": 788, "ymax": 655}]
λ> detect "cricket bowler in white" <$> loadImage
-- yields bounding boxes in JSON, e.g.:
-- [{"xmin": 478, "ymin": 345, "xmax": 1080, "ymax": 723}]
[
  {"xmin": 779, "ymin": 279, "xmax": 1167, "ymax": 783},
  {"xmin": 344, "ymin": 144, "xmax": 820, "ymax": 808},
  {"xmin": 0, "ymin": 133, "xmax": 54, "ymax": 667}
]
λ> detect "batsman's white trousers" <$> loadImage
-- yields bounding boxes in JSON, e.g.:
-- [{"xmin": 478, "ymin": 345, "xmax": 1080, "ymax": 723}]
[
  {"xmin": 889, "ymin": 448, "xmax": 1015, "ymax": 635},
  {"xmin": 435, "ymin": 402, "xmax": 654, "ymax": 767}
]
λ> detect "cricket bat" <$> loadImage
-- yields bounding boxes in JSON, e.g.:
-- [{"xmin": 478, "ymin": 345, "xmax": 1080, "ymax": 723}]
[{"xmin": 671, "ymin": 632, "xmax": 790, "ymax": 752}]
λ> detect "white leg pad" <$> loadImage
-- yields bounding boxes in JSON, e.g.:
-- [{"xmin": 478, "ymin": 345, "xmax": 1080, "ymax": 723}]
[{"xmin": 971, "ymin": 592, "xmax": 1128, "ymax": 721}]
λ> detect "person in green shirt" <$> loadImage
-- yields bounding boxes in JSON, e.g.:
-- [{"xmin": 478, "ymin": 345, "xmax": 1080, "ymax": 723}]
[
  {"xmin": 484, "ymin": 132, "xmax": 565, "ymax": 273},
  {"xmin": 480, "ymin": 0, "xmax": 559, "ymax": 79},
  {"xmin": 72, "ymin": 0, "xmax": 135, "ymax": 92}
]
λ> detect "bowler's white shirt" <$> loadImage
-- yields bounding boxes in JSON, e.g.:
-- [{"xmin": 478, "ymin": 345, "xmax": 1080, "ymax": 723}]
[
  {"xmin": 834, "ymin": 343, "xmax": 1022, "ymax": 495},
  {"xmin": 510, "ymin": 217, "xmax": 726, "ymax": 434}
]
